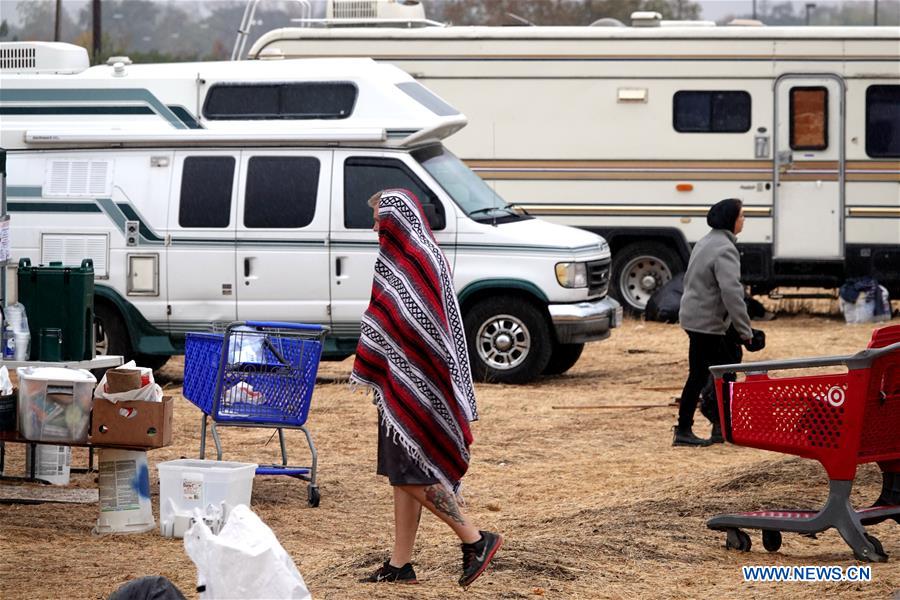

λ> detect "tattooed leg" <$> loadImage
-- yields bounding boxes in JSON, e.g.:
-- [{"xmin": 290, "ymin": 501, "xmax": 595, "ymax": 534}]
[
  {"xmin": 425, "ymin": 485, "xmax": 466, "ymax": 525},
  {"xmin": 399, "ymin": 485, "xmax": 481, "ymax": 544}
]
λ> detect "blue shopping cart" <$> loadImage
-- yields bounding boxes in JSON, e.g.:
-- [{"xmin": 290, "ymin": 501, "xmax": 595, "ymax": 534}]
[{"xmin": 183, "ymin": 321, "xmax": 328, "ymax": 507}]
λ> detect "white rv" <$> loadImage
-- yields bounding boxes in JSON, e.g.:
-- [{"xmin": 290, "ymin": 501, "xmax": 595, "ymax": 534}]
[
  {"xmin": 249, "ymin": 5, "xmax": 900, "ymax": 313},
  {"xmin": 0, "ymin": 42, "xmax": 621, "ymax": 383}
]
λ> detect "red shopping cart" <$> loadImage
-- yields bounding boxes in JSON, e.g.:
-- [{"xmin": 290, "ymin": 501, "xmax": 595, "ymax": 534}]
[
  {"xmin": 183, "ymin": 321, "xmax": 327, "ymax": 507},
  {"xmin": 707, "ymin": 324, "xmax": 900, "ymax": 562}
]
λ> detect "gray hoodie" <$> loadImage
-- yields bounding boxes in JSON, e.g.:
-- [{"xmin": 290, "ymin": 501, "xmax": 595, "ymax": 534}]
[{"xmin": 679, "ymin": 229, "xmax": 753, "ymax": 339}]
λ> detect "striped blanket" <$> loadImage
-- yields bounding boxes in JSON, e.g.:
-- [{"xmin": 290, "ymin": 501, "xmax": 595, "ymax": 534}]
[{"xmin": 350, "ymin": 189, "xmax": 478, "ymax": 491}]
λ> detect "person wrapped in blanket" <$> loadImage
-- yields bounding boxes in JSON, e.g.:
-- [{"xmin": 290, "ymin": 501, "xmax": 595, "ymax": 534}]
[
  {"xmin": 350, "ymin": 189, "xmax": 502, "ymax": 587},
  {"xmin": 674, "ymin": 198, "xmax": 766, "ymax": 447}
]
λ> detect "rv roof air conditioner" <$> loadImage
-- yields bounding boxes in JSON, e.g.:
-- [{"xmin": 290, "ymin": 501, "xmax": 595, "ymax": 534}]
[
  {"xmin": 630, "ymin": 11, "xmax": 662, "ymax": 27},
  {"xmin": 0, "ymin": 42, "xmax": 89, "ymax": 74}
]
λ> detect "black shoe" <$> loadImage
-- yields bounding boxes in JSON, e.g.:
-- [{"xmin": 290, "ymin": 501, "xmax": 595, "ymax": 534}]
[
  {"xmin": 459, "ymin": 531, "xmax": 503, "ymax": 587},
  {"xmin": 672, "ymin": 426, "xmax": 713, "ymax": 447},
  {"xmin": 710, "ymin": 423, "xmax": 724, "ymax": 444},
  {"xmin": 360, "ymin": 561, "xmax": 418, "ymax": 584}
]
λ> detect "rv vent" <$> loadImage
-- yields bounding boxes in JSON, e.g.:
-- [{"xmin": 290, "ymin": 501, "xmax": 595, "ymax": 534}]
[
  {"xmin": 41, "ymin": 233, "xmax": 109, "ymax": 278},
  {"xmin": 331, "ymin": 0, "xmax": 378, "ymax": 19},
  {"xmin": 0, "ymin": 42, "xmax": 89, "ymax": 74},
  {"xmin": 45, "ymin": 160, "xmax": 113, "ymax": 198},
  {"xmin": 0, "ymin": 46, "xmax": 36, "ymax": 70}
]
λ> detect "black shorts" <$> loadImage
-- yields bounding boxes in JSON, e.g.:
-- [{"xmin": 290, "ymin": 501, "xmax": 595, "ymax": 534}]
[{"xmin": 376, "ymin": 419, "xmax": 439, "ymax": 487}]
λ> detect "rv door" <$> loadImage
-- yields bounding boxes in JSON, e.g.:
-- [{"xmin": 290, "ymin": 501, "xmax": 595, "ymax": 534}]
[
  {"xmin": 773, "ymin": 75, "xmax": 845, "ymax": 260},
  {"xmin": 167, "ymin": 151, "xmax": 239, "ymax": 331}
]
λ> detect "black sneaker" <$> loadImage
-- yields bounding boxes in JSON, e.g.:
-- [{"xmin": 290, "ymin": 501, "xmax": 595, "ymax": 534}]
[
  {"xmin": 672, "ymin": 426, "xmax": 713, "ymax": 447},
  {"xmin": 459, "ymin": 531, "xmax": 503, "ymax": 587},
  {"xmin": 360, "ymin": 561, "xmax": 418, "ymax": 584}
]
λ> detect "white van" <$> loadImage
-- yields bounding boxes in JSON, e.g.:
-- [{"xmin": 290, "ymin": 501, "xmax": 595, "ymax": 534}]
[{"xmin": 0, "ymin": 42, "xmax": 620, "ymax": 383}]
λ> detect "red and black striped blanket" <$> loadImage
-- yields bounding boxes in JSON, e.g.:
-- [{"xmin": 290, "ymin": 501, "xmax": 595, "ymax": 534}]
[{"xmin": 350, "ymin": 189, "xmax": 478, "ymax": 490}]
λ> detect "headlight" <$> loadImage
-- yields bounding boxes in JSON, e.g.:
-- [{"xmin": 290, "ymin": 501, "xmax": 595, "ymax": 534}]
[{"xmin": 555, "ymin": 262, "xmax": 588, "ymax": 288}]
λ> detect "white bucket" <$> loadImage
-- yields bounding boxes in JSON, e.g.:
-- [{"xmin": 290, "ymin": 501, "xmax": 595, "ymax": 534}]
[
  {"xmin": 157, "ymin": 459, "xmax": 257, "ymax": 538},
  {"xmin": 25, "ymin": 444, "xmax": 71, "ymax": 485},
  {"xmin": 93, "ymin": 448, "xmax": 155, "ymax": 535}
]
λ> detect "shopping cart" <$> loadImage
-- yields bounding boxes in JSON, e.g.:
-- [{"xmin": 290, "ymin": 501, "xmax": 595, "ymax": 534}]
[
  {"xmin": 706, "ymin": 324, "xmax": 900, "ymax": 561},
  {"xmin": 183, "ymin": 321, "xmax": 328, "ymax": 507}
]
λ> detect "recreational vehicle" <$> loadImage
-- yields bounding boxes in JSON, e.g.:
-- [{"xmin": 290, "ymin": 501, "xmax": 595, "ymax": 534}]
[
  {"xmin": 248, "ymin": 4, "xmax": 900, "ymax": 313},
  {"xmin": 0, "ymin": 42, "xmax": 621, "ymax": 383}
]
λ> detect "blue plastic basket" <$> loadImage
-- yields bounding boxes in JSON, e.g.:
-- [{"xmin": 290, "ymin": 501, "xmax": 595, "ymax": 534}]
[{"xmin": 184, "ymin": 325, "xmax": 323, "ymax": 427}]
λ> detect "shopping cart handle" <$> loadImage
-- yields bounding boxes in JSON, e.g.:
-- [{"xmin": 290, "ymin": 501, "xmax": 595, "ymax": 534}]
[
  {"xmin": 244, "ymin": 321, "xmax": 328, "ymax": 332},
  {"xmin": 709, "ymin": 340, "xmax": 900, "ymax": 377}
]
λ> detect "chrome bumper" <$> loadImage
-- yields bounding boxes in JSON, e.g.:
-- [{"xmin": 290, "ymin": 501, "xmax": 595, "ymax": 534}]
[{"xmin": 548, "ymin": 297, "xmax": 622, "ymax": 344}]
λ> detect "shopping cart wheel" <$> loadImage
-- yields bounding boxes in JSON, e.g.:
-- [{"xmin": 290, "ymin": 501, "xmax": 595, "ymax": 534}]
[
  {"xmin": 762, "ymin": 530, "xmax": 782, "ymax": 552},
  {"xmin": 308, "ymin": 485, "xmax": 320, "ymax": 508},
  {"xmin": 853, "ymin": 534, "xmax": 887, "ymax": 562},
  {"xmin": 725, "ymin": 528, "xmax": 752, "ymax": 552}
]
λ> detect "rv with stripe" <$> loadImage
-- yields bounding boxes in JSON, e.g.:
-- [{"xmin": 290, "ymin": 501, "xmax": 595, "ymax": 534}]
[
  {"xmin": 248, "ymin": 6, "xmax": 900, "ymax": 312},
  {"xmin": 0, "ymin": 41, "xmax": 620, "ymax": 383}
]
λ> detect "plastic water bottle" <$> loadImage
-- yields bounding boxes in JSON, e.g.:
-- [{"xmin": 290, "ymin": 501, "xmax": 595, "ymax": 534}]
[{"xmin": 1, "ymin": 325, "xmax": 14, "ymax": 360}]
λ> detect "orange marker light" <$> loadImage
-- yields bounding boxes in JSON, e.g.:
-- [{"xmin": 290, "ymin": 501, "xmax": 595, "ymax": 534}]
[{"xmin": 676, "ymin": 183, "xmax": 694, "ymax": 192}]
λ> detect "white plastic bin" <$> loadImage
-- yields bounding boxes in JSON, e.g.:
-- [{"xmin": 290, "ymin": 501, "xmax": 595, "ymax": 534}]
[
  {"xmin": 16, "ymin": 367, "xmax": 95, "ymax": 443},
  {"xmin": 157, "ymin": 459, "xmax": 257, "ymax": 538},
  {"xmin": 25, "ymin": 444, "xmax": 71, "ymax": 485}
]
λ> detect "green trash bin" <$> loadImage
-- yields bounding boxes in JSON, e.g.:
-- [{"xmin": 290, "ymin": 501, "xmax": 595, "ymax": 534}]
[{"xmin": 17, "ymin": 258, "xmax": 95, "ymax": 361}]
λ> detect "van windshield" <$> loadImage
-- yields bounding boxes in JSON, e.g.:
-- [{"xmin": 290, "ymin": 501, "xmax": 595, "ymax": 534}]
[{"xmin": 413, "ymin": 145, "xmax": 527, "ymax": 224}]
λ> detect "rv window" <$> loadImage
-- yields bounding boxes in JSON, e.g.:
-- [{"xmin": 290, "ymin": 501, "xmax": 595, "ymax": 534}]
[
  {"xmin": 343, "ymin": 157, "xmax": 443, "ymax": 230},
  {"xmin": 244, "ymin": 157, "xmax": 319, "ymax": 228},
  {"xmin": 790, "ymin": 87, "xmax": 828, "ymax": 151},
  {"xmin": 204, "ymin": 83, "xmax": 357, "ymax": 120},
  {"xmin": 673, "ymin": 91, "xmax": 751, "ymax": 133},
  {"xmin": 178, "ymin": 156, "xmax": 235, "ymax": 228},
  {"xmin": 396, "ymin": 82, "xmax": 460, "ymax": 117},
  {"xmin": 866, "ymin": 85, "xmax": 900, "ymax": 158}
]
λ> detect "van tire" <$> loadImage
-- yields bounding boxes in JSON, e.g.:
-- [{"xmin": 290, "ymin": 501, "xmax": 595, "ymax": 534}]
[
  {"xmin": 464, "ymin": 296, "xmax": 551, "ymax": 384},
  {"xmin": 95, "ymin": 303, "xmax": 132, "ymax": 360},
  {"xmin": 610, "ymin": 242, "xmax": 683, "ymax": 315},
  {"xmin": 543, "ymin": 342, "xmax": 585, "ymax": 376}
]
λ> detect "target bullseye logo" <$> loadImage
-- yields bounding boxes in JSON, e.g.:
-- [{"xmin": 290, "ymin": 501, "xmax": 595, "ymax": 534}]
[{"xmin": 825, "ymin": 385, "xmax": 846, "ymax": 407}]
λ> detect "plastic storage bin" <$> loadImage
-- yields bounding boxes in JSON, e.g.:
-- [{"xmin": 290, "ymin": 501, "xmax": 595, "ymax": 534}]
[
  {"xmin": 16, "ymin": 366, "xmax": 96, "ymax": 443},
  {"xmin": 157, "ymin": 459, "xmax": 257, "ymax": 538},
  {"xmin": 17, "ymin": 258, "xmax": 95, "ymax": 361}
]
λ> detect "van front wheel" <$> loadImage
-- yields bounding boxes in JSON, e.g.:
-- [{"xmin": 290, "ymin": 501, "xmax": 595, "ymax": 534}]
[{"xmin": 464, "ymin": 297, "xmax": 551, "ymax": 384}]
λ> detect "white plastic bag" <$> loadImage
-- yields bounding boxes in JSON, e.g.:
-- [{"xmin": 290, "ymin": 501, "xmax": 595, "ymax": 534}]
[
  {"xmin": 230, "ymin": 326, "xmax": 265, "ymax": 364},
  {"xmin": 94, "ymin": 360, "xmax": 163, "ymax": 402},
  {"xmin": 184, "ymin": 504, "xmax": 311, "ymax": 600}
]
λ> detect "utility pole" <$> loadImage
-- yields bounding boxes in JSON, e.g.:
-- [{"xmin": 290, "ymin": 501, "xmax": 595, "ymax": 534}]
[
  {"xmin": 752, "ymin": 0, "xmax": 757, "ymax": 20},
  {"xmin": 874, "ymin": 0, "xmax": 879, "ymax": 25},
  {"xmin": 804, "ymin": 3, "xmax": 816, "ymax": 26},
  {"xmin": 54, "ymin": 0, "xmax": 62, "ymax": 41},
  {"xmin": 92, "ymin": 0, "xmax": 101, "ymax": 64}
]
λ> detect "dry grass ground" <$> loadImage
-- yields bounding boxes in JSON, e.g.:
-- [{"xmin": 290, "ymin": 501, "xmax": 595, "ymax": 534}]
[{"xmin": 1, "ymin": 310, "xmax": 899, "ymax": 599}]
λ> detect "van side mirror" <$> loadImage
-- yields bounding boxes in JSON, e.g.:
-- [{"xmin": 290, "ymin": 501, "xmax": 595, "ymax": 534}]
[{"xmin": 422, "ymin": 203, "xmax": 445, "ymax": 230}]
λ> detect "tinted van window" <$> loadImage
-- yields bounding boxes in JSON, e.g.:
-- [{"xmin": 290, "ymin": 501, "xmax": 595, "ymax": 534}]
[
  {"xmin": 204, "ymin": 83, "xmax": 357, "ymax": 120},
  {"xmin": 343, "ymin": 157, "xmax": 443, "ymax": 230},
  {"xmin": 179, "ymin": 156, "xmax": 235, "ymax": 228},
  {"xmin": 244, "ymin": 156, "xmax": 319, "ymax": 228}
]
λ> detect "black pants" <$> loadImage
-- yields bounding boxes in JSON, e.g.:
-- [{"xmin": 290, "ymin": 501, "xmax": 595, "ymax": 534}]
[{"xmin": 678, "ymin": 329, "xmax": 742, "ymax": 430}]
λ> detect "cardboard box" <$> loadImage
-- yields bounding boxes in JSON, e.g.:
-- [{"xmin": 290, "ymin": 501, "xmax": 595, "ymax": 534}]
[{"xmin": 89, "ymin": 396, "xmax": 173, "ymax": 449}]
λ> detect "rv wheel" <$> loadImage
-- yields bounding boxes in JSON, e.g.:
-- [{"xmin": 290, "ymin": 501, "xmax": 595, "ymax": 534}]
[
  {"xmin": 610, "ymin": 242, "xmax": 682, "ymax": 314},
  {"xmin": 95, "ymin": 303, "xmax": 133, "ymax": 360},
  {"xmin": 464, "ymin": 296, "xmax": 551, "ymax": 384}
]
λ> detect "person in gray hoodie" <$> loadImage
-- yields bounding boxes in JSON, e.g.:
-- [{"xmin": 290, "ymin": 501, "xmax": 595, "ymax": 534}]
[{"xmin": 674, "ymin": 198, "xmax": 754, "ymax": 447}]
